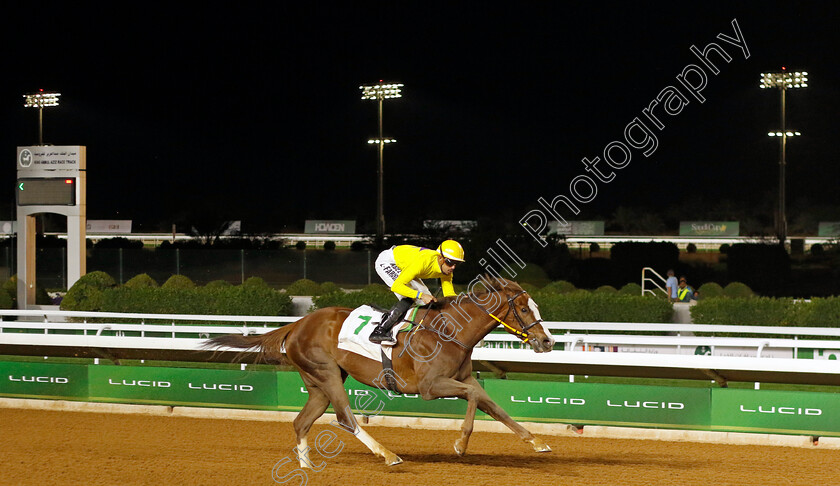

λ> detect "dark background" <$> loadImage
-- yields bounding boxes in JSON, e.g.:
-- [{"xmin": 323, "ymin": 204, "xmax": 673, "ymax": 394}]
[{"xmin": 1, "ymin": 2, "xmax": 838, "ymax": 235}]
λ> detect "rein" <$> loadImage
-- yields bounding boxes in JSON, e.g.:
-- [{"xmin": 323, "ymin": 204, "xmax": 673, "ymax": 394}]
[{"xmin": 406, "ymin": 288, "xmax": 540, "ymax": 350}]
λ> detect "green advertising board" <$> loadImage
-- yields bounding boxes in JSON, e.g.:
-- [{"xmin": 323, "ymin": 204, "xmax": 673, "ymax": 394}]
[
  {"xmin": 711, "ymin": 388, "xmax": 840, "ymax": 436},
  {"xmin": 547, "ymin": 221, "xmax": 605, "ymax": 236},
  {"xmin": 818, "ymin": 222, "xmax": 840, "ymax": 237},
  {"xmin": 0, "ymin": 361, "xmax": 87, "ymax": 400},
  {"xmin": 274, "ymin": 373, "xmax": 469, "ymax": 418},
  {"xmin": 483, "ymin": 380, "xmax": 710, "ymax": 429},
  {"xmin": 679, "ymin": 221, "xmax": 739, "ymax": 236},
  {"xmin": 88, "ymin": 365, "xmax": 279, "ymax": 410},
  {"xmin": 2, "ymin": 361, "xmax": 840, "ymax": 437}
]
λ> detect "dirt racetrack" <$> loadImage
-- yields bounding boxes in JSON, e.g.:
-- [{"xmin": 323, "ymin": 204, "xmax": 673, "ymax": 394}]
[{"xmin": 3, "ymin": 407, "xmax": 840, "ymax": 486}]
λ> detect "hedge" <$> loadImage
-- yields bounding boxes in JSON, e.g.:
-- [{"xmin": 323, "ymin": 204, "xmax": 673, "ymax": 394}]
[
  {"xmin": 100, "ymin": 285, "xmax": 292, "ymax": 317},
  {"xmin": 61, "ymin": 271, "xmax": 292, "ymax": 316},
  {"xmin": 312, "ymin": 284, "xmax": 395, "ymax": 310},
  {"xmin": 690, "ymin": 296, "xmax": 840, "ymax": 338},
  {"xmin": 60, "ymin": 271, "xmax": 117, "ymax": 311},
  {"xmin": 535, "ymin": 292, "xmax": 673, "ymax": 324}
]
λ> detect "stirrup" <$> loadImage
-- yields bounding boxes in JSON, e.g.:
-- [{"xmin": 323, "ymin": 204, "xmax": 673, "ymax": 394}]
[{"xmin": 369, "ymin": 326, "xmax": 397, "ymax": 346}]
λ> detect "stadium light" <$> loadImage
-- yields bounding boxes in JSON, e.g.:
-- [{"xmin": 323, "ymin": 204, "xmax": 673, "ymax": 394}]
[
  {"xmin": 23, "ymin": 89, "xmax": 61, "ymax": 145},
  {"xmin": 759, "ymin": 68, "xmax": 807, "ymax": 246},
  {"xmin": 360, "ymin": 82, "xmax": 403, "ymax": 245}
]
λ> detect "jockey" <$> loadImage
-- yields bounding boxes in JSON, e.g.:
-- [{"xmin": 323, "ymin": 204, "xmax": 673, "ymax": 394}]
[{"xmin": 368, "ymin": 239, "xmax": 465, "ymax": 345}]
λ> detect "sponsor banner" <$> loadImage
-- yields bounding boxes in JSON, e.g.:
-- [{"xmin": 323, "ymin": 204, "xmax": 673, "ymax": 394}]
[
  {"xmin": 304, "ymin": 220, "xmax": 356, "ymax": 234},
  {"xmin": 483, "ymin": 381, "xmax": 710, "ymax": 428},
  {"xmin": 679, "ymin": 221, "xmax": 739, "ymax": 236},
  {"xmin": 422, "ymin": 220, "xmax": 478, "ymax": 234},
  {"xmin": 343, "ymin": 377, "xmax": 468, "ymax": 418},
  {"xmin": 0, "ymin": 361, "xmax": 87, "ymax": 399},
  {"xmin": 571, "ymin": 344, "xmax": 792, "ymax": 359},
  {"xmin": 88, "ymin": 366, "xmax": 279, "ymax": 409},
  {"xmin": 818, "ymin": 222, "xmax": 840, "ymax": 237},
  {"xmin": 796, "ymin": 348, "xmax": 840, "ymax": 360},
  {"xmin": 2, "ymin": 362, "xmax": 838, "ymax": 437},
  {"xmin": 86, "ymin": 220, "xmax": 132, "ymax": 234},
  {"xmin": 711, "ymin": 388, "xmax": 840, "ymax": 436},
  {"xmin": 277, "ymin": 373, "xmax": 469, "ymax": 418},
  {"xmin": 547, "ymin": 221, "xmax": 605, "ymax": 236}
]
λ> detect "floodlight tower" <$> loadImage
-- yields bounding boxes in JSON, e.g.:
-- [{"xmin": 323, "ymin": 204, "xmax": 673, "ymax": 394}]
[
  {"xmin": 23, "ymin": 90, "xmax": 61, "ymax": 145},
  {"xmin": 360, "ymin": 82, "xmax": 403, "ymax": 245},
  {"xmin": 760, "ymin": 68, "xmax": 807, "ymax": 245}
]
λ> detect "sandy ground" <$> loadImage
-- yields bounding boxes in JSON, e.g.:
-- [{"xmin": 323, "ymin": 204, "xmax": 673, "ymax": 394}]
[{"xmin": 3, "ymin": 408, "xmax": 840, "ymax": 486}]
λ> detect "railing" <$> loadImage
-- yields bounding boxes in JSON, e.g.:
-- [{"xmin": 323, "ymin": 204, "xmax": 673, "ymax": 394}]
[
  {"xmin": 3, "ymin": 310, "xmax": 840, "ymax": 386},
  {"xmin": 641, "ymin": 266, "xmax": 668, "ymax": 297}
]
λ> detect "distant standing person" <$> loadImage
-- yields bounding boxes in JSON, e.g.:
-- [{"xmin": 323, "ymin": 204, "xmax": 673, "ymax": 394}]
[
  {"xmin": 665, "ymin": 269, "xmax": 678, "ymax": 302},
  {"xmin": 677, "ymin": 276, "xmax": 697, "ymax": 302}
]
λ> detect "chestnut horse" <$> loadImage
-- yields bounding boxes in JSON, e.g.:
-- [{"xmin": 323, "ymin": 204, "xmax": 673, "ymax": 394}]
[{"xmin": 204, "ymin": 277, "xmax": 575, "ymax": 467}]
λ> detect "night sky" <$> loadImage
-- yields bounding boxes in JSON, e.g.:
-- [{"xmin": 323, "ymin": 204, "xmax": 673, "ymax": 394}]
[{"xmin": 1, "ymin": 2, "xmax": 838, "ymax": 234}]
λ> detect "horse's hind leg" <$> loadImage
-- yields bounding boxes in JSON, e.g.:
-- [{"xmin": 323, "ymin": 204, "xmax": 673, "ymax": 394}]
[
  {"xmin": 454, "ymin": 394, "xmax": 477, "ymax": 456},
  {"xmin": 293, "ymin": 386, "xmax": 331, "ymax": 469},
  {"xmin": 321, "ymin": 376, "xmax": 403, "ymax": 466}
]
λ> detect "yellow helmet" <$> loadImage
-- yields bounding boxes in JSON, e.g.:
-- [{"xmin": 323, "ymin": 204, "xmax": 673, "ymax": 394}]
[{"xmin": 437, "ymin": 239, "xmax": 465, "ymax": 262}]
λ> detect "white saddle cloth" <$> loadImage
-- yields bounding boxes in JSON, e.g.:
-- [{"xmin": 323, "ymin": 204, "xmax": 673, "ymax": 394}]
[{"xmin": 336, "ymin": 305, "xmax": 411, "ymax": 363}]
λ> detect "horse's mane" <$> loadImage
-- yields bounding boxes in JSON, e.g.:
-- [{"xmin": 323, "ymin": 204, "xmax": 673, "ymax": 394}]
[{"xmin": 428, "ymin": 275, "xmax": 523, "ymax": 310}]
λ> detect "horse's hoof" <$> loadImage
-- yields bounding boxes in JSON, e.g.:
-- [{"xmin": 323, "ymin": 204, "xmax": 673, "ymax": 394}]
[
  {"xmin": 454, "ymin": 441, "xmax": 466, "ymax": 456},
  {"xmin": 385, "ymin": 455, "xmax": 403, "ymax": 466},
  {"xmin": 530, "ymin": 438, "xmax": 552, "ymax": 452}
]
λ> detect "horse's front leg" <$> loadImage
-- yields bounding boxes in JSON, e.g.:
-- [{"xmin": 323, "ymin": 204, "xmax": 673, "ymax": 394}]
[
  {"xmin": 464, "ymin": 376, "xmax": 580, "ymax": 452},
  {"xmin": 417, "ymin": 376, "xmax": 477, "ymax": 456}
]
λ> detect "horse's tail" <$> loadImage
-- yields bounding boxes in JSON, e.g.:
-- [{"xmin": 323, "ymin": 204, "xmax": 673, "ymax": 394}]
[{"xmin": 203, "ymin": 322, "xmax": 298, "ymax": 364}]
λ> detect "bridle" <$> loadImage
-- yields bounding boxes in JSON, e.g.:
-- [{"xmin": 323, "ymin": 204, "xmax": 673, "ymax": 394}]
[
  {"xmin": 404, "ymin": 288, "xmax": 542, "ymax": 350},
  {"xmin": 481, "ymin": 290, "xmax": 542, "ymax": 344}
]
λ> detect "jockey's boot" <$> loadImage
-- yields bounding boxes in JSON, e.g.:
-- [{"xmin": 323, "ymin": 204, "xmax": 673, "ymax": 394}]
[{"xmin": 369, "ymin": 298, "xmax": 414, "ymax": 346}]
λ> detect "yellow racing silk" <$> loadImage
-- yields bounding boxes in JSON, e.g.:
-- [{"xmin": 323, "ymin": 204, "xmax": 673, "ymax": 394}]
[{"xmin": 391, "ymin": 245, "xmax": 455, "ymax": 299}]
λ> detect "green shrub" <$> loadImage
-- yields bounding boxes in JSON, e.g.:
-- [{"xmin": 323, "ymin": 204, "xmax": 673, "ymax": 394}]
[
  {"xmin": 697, "ymin": 282, "xmax": 724, "ymax": 299},
  {"xmin": 242, "ymin": 276, "xmax": 269, "ymax": 289},
  {"xmin": 61, "ymin": 271, "xmax": 117, "ymax": 311},
  {"xmin": 691, "ymin": 297, "xmax": 795, "ymax": 326},
  {"xmin": 101, "ymin": 284, "xmax": 292, "ymax": 317},
  {"xmin": 2, "ymin": 275, "xmax": 17, "ymax": 305},
  {"xmin": 520, "ymin": 282, "xmax": 541, "ymax": 295},
  {"xmin": 594, "ymin": 285, "xmax": 618, "ymax": 294},
  {"xmin": 0, "ymin": 288, "xmax": 13, "ymax": 309},
  {"xmin": 286, "ymin": 278, "xmax": 322, "ymax": 296},
  {"xmin": 162, "ymin": 275, "xmax": 196, "ymax": 289},
  {"xmin": 517, "ymin": 263, "xmax": 550, "ymax": 288},
  {"xmin": 539, "ymin": 280, "xmax": 577, "ymax": 295},
  {"xmin": 205, "ymin": 280, "xmax": 233, "ymax": 289},
  {"xmin": 324, "ymin": 241, "xmax": 336, "ymax": 251},
  {"xmin": 619, "ymin": 282, "xmax": 642, "ymax": 296},
  {"xmin": 319, "ymin": 282, "xmax": 340, "ymax": 294},
  {"xmin": 689, "ymin": 297, "xmax": 809, "ymax": 338},
  {"xmin": 724, "ymin": 281, "xmax": 754, "ymax": 298},
  {"xmin": 124, "ymin": 273, "xmax": 158, "ymax": 289},
  {"xmin": 313, "ymin": 286, "xmax": 395, "ymax": 310},
  {"xmin": 791, "ymin": 297, "xmax": 840, "ymax": 327},
  {"xmin": 535, "ymin": 292, "xmax": 672, "ymax": 324}
]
